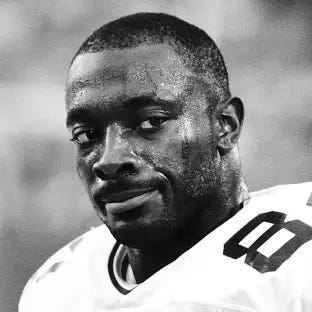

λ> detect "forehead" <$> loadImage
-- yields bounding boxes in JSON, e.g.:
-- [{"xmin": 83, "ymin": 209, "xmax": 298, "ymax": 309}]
[{"xmin": 66, "ymin": 44, "xmax": 194, "ymax": 110}]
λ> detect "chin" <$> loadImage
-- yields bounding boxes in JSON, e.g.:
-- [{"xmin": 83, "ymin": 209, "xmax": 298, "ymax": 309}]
[
  {"xmin": 109, "ymin": 224, "xmax": 154, "ymax": 248},
  {"xmin": 113, "ymin": 231, "xmax": 149, "ymax": 248},
  {"xmin": 103, "ymin": 193, "xmax": 180, "ymax": 248}
]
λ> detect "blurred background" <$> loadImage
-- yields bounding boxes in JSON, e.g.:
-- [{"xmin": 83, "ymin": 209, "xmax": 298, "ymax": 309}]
[{"xmin": 0, "ymin": 0, "xmax": 311, "ymax": 311}]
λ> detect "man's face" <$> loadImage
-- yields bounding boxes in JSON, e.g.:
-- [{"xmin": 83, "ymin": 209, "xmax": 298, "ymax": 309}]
[{"xmin": 65, "ymin": 44, "xmax": 221, "ymax": 247}]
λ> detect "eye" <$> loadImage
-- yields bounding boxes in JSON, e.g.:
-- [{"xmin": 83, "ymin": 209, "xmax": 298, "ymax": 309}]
[
  {"xmin": 138, "ymin": 116, "xmax": 169, "ymax": 132},
  {"xmin": 71, "ymin": 128, "xmax": 100, "ymax": 145}
]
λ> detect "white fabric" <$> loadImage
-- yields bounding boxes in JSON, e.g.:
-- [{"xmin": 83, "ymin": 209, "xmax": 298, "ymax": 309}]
[{"xmin": 19, "ymin": 182, "xmax": 312, "ymax": 312}]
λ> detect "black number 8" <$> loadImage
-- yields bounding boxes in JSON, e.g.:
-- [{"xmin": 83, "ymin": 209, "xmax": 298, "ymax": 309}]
[{"xmin": 223, "ymin": 211, "xmax": 312, "ymax": 273}]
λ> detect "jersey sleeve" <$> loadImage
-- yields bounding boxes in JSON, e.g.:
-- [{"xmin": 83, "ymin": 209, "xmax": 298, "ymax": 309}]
[
  {"xmin": 18, "ymin": 225, "xmax": 114, "ymax": 312},
  {"xmin": 18, "ymin": 241, "xmax": 75, "ymax": 312}
]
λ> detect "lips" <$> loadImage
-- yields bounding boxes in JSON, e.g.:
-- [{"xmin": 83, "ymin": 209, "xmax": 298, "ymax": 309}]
[
  {"xmin": 103, "ymin": 188, "xmax": 154, "ymax": 203},
  {"xmin": 105, "ymin": 190, "xmax": 158, "ymax": 214},
  {"xmin": 94, "ymin": 186, "xmax": 159, "ymax": 214}
]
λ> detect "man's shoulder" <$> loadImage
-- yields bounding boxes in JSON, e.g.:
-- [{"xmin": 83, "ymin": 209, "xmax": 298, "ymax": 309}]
[
  {"xmin": 247, "ymin": 181, "xmax": 312, "ymax": 215},
  {"xmin": 19, "ymin": 225, "xmax": 115, "ymax": 312},
  {"xmin": 250, "ymin": 181, "xmax": 312, "ymax": 203},
  {"xmin": 176, "ymin": 182, "xmax": 312, "ymax": 281},
  {"xmin": 28, "ymin": 225, "xmax": 112, "ymax": 282}
]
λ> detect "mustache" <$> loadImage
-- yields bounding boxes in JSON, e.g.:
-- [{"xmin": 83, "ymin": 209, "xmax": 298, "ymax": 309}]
[{"xmin": 93, "ymin": 175, "xmax": 165, "ymax": 201}]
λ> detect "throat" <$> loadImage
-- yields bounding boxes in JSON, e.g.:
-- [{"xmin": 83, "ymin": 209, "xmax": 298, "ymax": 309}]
[
  {"xmin": 126, "ymin": 242, "xmax": 183, "ymax": 284},
  {"xmin": 125, "ymin": 221, "xmax": 218, "ymax": 283}
]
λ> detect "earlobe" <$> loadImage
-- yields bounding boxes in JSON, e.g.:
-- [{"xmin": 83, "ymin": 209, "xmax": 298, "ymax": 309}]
[{"xmin": 217, "ymin": 97, "xmax": 244, "ymax": 155}]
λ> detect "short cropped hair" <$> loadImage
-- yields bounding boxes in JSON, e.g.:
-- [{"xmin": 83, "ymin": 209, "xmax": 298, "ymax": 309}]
[{"xmin": 72, "ymin": 12, "xmax": 231, "ymax": 105}]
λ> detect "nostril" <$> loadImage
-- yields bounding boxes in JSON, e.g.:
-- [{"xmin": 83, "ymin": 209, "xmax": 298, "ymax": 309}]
[
  {"xmin": 117, "ymin": 163, "xmax": 136, "ymax": 177},
  {"xmin": 93, "ymin": 167, "xmax": 108, "ymax": 180},
  {"xmin": 92, "ymin": 157, "xmax": 139, "ymax": 180}
]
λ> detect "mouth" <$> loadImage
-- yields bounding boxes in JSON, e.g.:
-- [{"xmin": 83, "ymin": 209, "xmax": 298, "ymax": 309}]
[{"xmin": 102, "ymin": 188, "xmax": 158, "ymax": 214}]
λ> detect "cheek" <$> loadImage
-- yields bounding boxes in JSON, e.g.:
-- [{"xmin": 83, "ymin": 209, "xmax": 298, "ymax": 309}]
[
  {"xmin": 180, "ymin": 120, "xmax": 219, "ymax": 197},
  {"xmin": 179, "ymin": 115, "xmax": 214, "ymax": 167},
  {"xmin": 136, "ymin": 129, "xmax": 185, "ymax": 178},
  {"xmin": 75, "ymin": 148, "xmax": 99, "ymax": 186},
  {"xmin": 136, "ymin": 117, "xmax": 210, "ymax": 174}
]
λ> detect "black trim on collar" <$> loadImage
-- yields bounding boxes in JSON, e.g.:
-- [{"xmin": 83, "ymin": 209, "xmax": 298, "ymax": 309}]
[{"xmin": 108, "ymin": 242, "xmax": 132, "ymax": 295}]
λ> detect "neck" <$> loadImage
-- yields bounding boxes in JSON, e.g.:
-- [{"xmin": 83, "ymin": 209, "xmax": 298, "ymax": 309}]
[{"xmin": 126, "ymin": 241, "xmax": 186, "ymax": 283}]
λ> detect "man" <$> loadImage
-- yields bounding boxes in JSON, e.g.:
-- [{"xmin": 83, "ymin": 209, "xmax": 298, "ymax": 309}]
[{"xmin": 19, "ymin": 13, "xmax": 312, "ymax": 311}]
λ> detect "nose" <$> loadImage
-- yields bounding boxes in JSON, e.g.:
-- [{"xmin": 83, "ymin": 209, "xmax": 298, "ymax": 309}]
[{"xmin": 92, "ymin": 124, "xmax": 140, "ymax": 180}]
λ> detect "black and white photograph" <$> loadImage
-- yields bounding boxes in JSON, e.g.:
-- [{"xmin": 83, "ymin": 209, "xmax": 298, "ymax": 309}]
[{"xmin": 1, "ymin": 1, "xmax": 312, "ymax": 311}]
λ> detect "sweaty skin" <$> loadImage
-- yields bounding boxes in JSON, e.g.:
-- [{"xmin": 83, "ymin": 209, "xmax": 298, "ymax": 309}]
[{"xmin": 66, "ymin": 43, "xmax": 247, "ymax": 282}]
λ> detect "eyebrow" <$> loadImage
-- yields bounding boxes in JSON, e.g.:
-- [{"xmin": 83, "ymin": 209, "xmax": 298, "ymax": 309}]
[
  {"xmin": 124, "ymin": 96, "xmax": 181, "ymax": 112},
  {"xmin": 66, "ymin": 106, "xmax": 99, "ymax": 127}
]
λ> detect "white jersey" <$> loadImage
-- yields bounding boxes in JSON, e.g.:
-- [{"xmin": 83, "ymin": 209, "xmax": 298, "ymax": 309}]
[{"xmin": 19, "ymin": 182, "xmax": 312, "ymax": 312}]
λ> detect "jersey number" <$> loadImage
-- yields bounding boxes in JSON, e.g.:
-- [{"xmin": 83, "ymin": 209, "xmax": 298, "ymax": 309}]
[{"xmin": 223, "ymin": 211, "xmax": 312, "ymax": 273}]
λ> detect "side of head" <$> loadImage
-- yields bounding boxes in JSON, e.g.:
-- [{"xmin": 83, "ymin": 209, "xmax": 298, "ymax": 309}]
[{"xmin": 65, "ymin": 12, "xmax": 247, "ymax": 247}]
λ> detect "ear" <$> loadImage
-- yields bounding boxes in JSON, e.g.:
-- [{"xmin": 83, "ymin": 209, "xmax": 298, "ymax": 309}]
[{"xmin": 216, "ymin": 97, "xmax": 244, "ymax": 155}]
